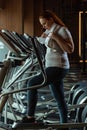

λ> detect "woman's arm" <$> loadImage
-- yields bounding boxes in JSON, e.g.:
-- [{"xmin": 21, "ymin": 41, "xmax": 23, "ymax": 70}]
[{"xmin": 49, "ymin": 28, "xmax": 74, "ymax": 53}]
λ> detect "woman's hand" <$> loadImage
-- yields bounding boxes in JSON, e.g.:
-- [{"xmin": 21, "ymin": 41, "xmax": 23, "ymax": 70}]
[
  {"xmin": 47, "ymin": 32, "xmax": 74, "ymax": 54},
  {"xmin": 41, "ymin": 32, "xmax": 48, "ymax": 38},
  {"xmin": 47, "ymin": 32, "xmax": 56, "ymax": 40}
]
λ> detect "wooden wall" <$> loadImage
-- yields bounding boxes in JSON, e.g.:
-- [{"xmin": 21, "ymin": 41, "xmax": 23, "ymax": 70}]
[
  {"xmin": 0, "ymin": 0, "xmax": 23, "ymax": 33},
  {"xmin": 0, "ymin": 0, "xmax": 44, "ymax": 35},
  {"xmin": 23, "ymin": 0, "xmax": 34, "ymax": 36},
  {"xmin": 23, "ymin": 0, "xmax": 43, "ymax": 36}
]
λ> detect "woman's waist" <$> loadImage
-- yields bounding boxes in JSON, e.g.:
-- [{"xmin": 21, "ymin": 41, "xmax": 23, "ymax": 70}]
[{"xmin": 45, "ymin": 51, "xmax": 68, "ymax": 59}]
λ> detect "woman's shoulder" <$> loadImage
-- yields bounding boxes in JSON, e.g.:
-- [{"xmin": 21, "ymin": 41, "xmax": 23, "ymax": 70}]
[
  {"xmin": 56, "ymin": 25, "xmax": 72, "ymax": 38},
  {"xmin": 55, "ymin": 25, "xmax": 67, "ymax": 32},
  {"xmin": 57, "ymin": 25, "xmax": 68, "ymax": 30}
]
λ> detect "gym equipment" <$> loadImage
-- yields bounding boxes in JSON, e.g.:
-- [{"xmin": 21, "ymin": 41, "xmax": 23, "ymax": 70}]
[
  {"xmin": 72, "ymin": 85, "xmax": 87, "ymax": 105},
  {"xmin": 82, "ymin": 106, "xmax": 87, "ymax": 122},
  {"xmin": 68, "ymin": 80, "xmax": 87, "ymax": 104},
  {"xmin": 0, "ymin": 30, "xmax": 47, "ymax": 121},
  {"xmin": 75, "ymin": 93, "xmax": 87, "ymax": 122}
]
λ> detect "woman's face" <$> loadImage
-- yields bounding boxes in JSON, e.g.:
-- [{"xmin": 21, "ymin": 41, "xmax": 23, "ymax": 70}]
[{"xmin": 39, "ymin": 17, "xmax": 54, "ymax": 30}]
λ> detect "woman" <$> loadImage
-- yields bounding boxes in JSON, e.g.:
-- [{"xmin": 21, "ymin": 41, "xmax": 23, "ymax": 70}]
[{"xmin": 21, "ymin": 10, "xmax": 74, "ymax": 126}]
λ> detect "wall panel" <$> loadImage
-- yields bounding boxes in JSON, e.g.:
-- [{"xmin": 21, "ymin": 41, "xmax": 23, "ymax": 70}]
[
  {"xmin": 23, "ymin": 0, "xmax": 34, "ymax": 36},
  {"xmin": 0, "ymin": 0, "xmax": 23, "ymax": 33},
  {"xmin": 23, "ymin": 0, "xmax": 43, "ymax": 36}
]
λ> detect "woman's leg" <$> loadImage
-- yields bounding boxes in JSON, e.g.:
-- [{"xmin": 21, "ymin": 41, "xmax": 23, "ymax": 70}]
[
  {"xmin": 50, "ymin": 69, "xmax": 69, "ymax": 123},
  {"xmin": 49, "ymin": 69, "xmax": 69, "ymax": 123},
  {"xmin": 27, "ymin": 73, "xmax": 45, "ymax": 116}
]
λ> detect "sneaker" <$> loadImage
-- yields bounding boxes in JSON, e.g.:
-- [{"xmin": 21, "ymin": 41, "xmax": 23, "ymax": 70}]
[
  {"xmin": 21, "ymin": 116, "xmax": 35, "ymax": 123},
  {"xmin": 12, "ymin": 117, "xmax": 36, "ymax": 128}
]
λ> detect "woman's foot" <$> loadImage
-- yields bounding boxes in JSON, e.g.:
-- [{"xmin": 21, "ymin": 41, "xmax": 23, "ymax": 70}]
[
  {"xmin": 21, "ymin": 116, "xmax": 35, "ymax": 123},
  {"xmin": 12, "ymin": 116, "xmax": 36, "ymax": 128}
]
